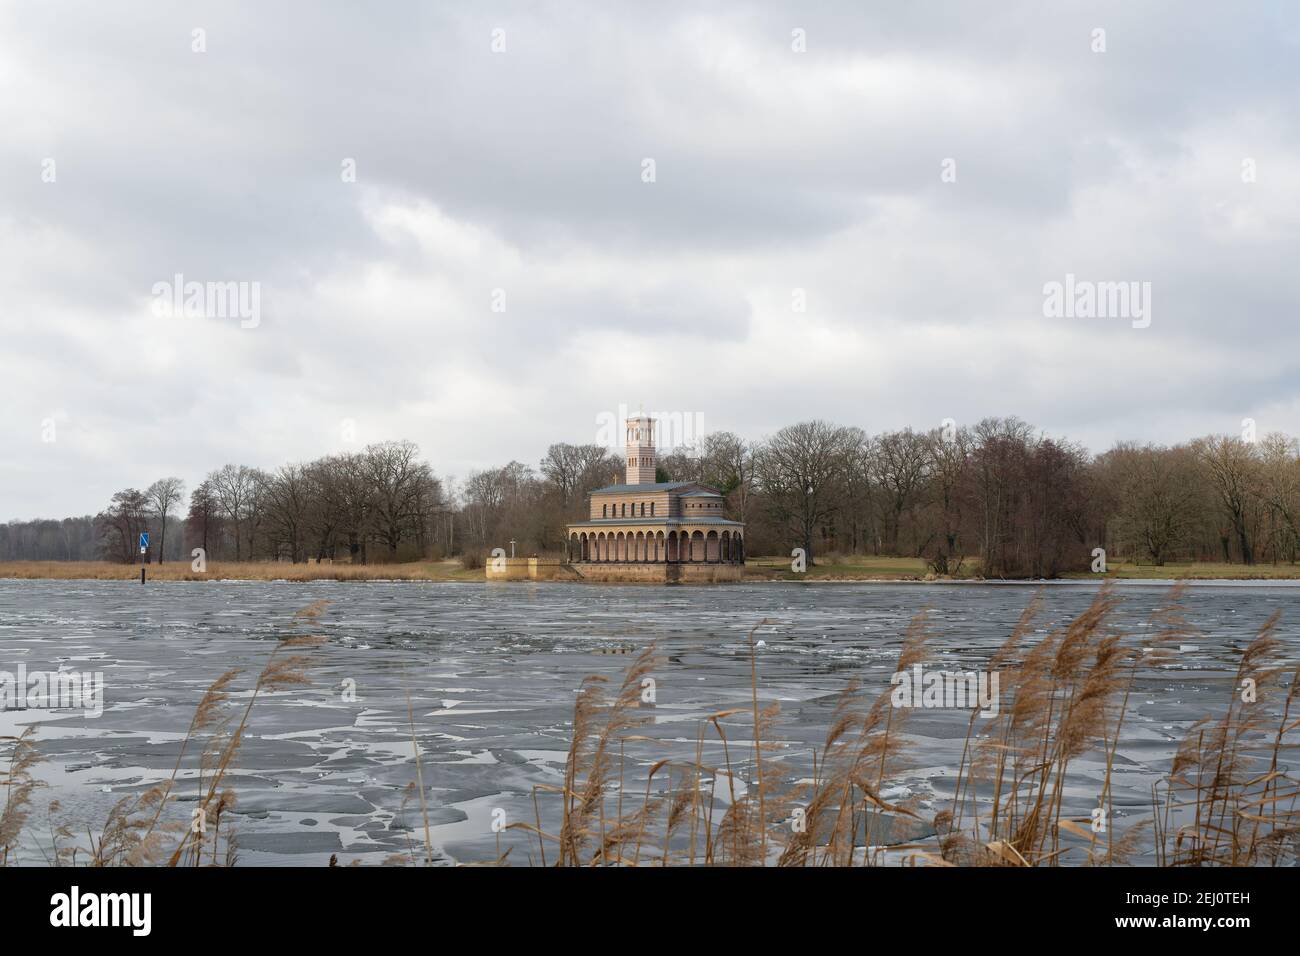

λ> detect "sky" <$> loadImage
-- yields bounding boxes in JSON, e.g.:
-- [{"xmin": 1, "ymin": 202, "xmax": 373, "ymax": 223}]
[{"xmin": 3, "ymin": 1, "xmax": 1299, "ymax": 519}]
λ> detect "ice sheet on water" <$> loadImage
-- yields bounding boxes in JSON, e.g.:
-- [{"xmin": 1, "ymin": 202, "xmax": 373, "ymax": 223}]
[{"xmin": 1, "ymin": 579, "xmax": 1294, "ymax": 865}]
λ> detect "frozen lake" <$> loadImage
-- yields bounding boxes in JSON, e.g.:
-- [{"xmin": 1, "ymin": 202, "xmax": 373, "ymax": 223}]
[{"xmin": 1, "ymin": 579, "xmax": 1296, "ymax": 865}]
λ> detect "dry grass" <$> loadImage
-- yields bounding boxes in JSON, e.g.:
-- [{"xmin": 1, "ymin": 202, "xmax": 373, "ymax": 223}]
[
  {"xmin": 0, "ymin": 559, "xmax": 481, "ymax": 582},
  {"xmin": 747, "ymin": 554, "xmax": 1300, "ymax": 581},
  {"xmin": 9, "ymin": 557, "xmax": 1300, "ymax": 584}
]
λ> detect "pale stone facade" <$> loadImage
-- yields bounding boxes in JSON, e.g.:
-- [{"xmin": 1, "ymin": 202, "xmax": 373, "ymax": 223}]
[
  {"xmin": 565, "ymin": 413, "xmax": 745, "ymax": 568},
  {"xmin": 485, "ymin": 557, "xmax": 575, "ymax": 581}
]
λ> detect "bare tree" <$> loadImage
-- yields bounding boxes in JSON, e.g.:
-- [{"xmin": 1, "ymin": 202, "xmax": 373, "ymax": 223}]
[
  {"xmin": 837, "ymin": 428, "xmax": 875, "ymax": 555},
  {"xmin": 697, "ymin": 431, "xmax": 755, "ymax": 525},
  {"xmin": 0, "ymin": 517, "xmax": 98, "ymax": 561},
  {"xmin": 327, "ymin": 453, "xmax": 376, "ymax": 563},
  {"xmin": 462, "ymin": 468, "xmax": 506, "ymax": 549},
  {"xmin": 145, "ymin": 477, "xmax": 186, "ymax": 563},
  {"xmin": 1194, "ymin": 435, "xmax": 1260, "ymax": 564},
  {"xmin": 95, "ymin": 488, "xmax": 151, "ymax": 563},
  {"xmin": 656, "ymin": 447, "xmax": 700, "ymax": 483},
  {"xmin": 185, "ymin": 480, "xmax": 221, "ymax": 558},
  {"xmin": 923, "ymin": 426, "xmax": 969, "ymax": 573},
  {"xmin": 540, "ymin": 443, "xmax": 611, "ymax": 513},
  {"xmin": 870, "ymin": 428, "xmax": 932, "ymax": 555},
  {"xmin": 208, "ymin": 464, "xmax": 258, "ymax": 561},
  {"xmin": 1021, "ymin": 437, "xmax": 1094, "ymax": 578},
  {"xmin": 261, "ymin": 464, "xmax": 316, "ymax": 562},
  {"xmin": 1100, "ymin": 443, "xmax": 1202, "ymax": 566},
  {"xmin": 1255, "ymin": 432, "xmax": 1300, "ymax": 563},
  {"xmin": 969, "ymin": 417, "xmax": 1035, "ymax": 577},
  {"xmin": 364, "ymin": 440, "xmax": 440, "ymax": 561},
  {"xmin": 754, "ymin": 420, "xmax": 855, "ymax": 565}
]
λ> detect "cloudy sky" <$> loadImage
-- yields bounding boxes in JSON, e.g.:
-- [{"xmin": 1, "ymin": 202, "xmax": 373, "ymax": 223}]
[{"xmin": 3, "ymin": 1, "xmax": 1298, "ymax": 519}]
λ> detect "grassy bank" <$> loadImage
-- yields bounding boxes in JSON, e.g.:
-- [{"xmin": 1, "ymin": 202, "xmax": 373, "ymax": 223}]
[
  {"xmin": 2, "ymin": 556, "xmax": 1297, "ymax": 582},
  {"xmin": 745, "ymin": 554, "xmax": 933, "ymax": 580},
  {"xmin": 748, "ymin": 554, "xmax": 1300, "ymax": 581},
  {"xmin": 1061, "ymin": 560, "xmax": 1300, "ymax": 580}
]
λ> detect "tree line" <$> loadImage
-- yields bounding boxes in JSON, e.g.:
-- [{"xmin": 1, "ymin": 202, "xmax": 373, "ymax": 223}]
[{"xmin": 3, "ymin": 420, "xmax": 1298, "ymax": 577}]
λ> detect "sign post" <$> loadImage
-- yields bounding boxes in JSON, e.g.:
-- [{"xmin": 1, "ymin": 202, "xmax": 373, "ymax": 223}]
[{"xmin": 139, "ymin": 532, "xmax": 149, "ymax": 584}]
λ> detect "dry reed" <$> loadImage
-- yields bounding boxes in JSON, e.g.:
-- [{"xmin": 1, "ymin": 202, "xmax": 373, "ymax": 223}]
[
  {"xmin": 0, "ymin": 602, "xmax": 326, "ymax": 867},
  {"xmin": 540, "ymin": 585, "xmax": 1297, "ymax": 867}
]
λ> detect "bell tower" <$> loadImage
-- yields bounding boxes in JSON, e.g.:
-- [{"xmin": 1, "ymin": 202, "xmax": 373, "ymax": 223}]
[{"xmin": 625, "ymin": 413, "xmax": 656, "ymax": 485}]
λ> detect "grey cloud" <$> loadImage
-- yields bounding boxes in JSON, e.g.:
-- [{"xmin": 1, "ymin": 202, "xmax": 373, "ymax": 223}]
[{"xmin": 2, "ymin": 0, "xmax": 1298, "ymax": 518}]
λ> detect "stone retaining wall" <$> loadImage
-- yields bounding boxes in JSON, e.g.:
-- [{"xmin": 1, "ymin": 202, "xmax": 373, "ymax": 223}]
[
  {"xmin": 486, "ymin": 560, "xmax": 742, "ymax": 584},
  {"xmin": 484, "ymin": 558, "xmax": 579, "ymax": 581}
]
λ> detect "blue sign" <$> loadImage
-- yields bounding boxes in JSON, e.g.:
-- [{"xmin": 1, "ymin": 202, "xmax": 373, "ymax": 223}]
[{"xmin": 139, "ymin": 532, "xmax": 150, "ymax": 550}]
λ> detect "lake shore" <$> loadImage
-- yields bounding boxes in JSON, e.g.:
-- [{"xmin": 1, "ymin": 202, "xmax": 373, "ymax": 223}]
[{"xmin": 3, "ymin": 557, "xmax": 1300, "ymax": 583}]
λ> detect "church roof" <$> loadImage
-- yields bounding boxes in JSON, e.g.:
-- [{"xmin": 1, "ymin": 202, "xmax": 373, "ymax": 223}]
[
  {"xmin": 679, "ymin": 489, "xmax": 722, "ymax": 497},
  {"xmin": 590, "ymin": 480, "xmax": 698, "ymax": 494},
  {"xmin": 567, "ymin": 517, "xmax": 745, "ymax": 528}
]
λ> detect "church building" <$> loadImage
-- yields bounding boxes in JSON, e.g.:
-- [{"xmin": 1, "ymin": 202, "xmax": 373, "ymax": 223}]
[{"xmin": 565, "ymin": 413, "xmax": 745, "ymax": 573}]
